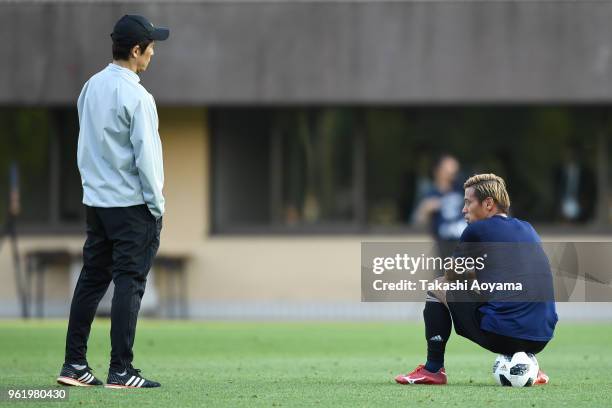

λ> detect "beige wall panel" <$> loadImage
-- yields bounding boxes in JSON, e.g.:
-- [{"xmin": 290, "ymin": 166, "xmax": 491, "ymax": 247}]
[{"xmin": 158, "ymin": 108, "xmax": 209, "ymax": 248}]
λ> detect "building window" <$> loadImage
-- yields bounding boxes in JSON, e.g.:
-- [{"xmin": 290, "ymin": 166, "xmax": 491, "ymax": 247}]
[
  {"xmin": 278, "ymin": 110, "xmax": 358, "ymax": 225},
  {"xmin": 0, "ymin": 108, "xmax": 83, "ymax": 232},
  {"xmin": 211, "ymin": 108, "xmax": 363, "ymax": 232},
  {"xmin": 211, "ymin": 106, "xmax": 611, "ymax": 234}
]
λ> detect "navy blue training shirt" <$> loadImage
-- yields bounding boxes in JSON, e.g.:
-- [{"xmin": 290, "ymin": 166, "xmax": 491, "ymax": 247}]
[{"xmin": 458, "ymin": 215, "xmax": 558, "ymax": 341}]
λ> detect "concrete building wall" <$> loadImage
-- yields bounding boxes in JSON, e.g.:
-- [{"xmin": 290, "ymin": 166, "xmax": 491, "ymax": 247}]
[
  {"xmin": 3, "ymin": 1, "xmax": 612, "ymax": 104},
  {"xmin": 1, "ymin": 109, "xmax": 611, "ymax": 319},
  {"xmin": 1, "ymin": 1, "xmax": 611, "ymax": 318}
]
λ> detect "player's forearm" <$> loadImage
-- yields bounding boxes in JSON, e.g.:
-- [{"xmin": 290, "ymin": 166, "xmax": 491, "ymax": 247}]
[{"xmin": 413, "ymin": 204, "xmax": 429, "ymax": 225}]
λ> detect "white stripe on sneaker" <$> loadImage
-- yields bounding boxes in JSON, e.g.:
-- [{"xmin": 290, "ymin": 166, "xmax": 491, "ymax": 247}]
[
  {"xmin": 78, "ymin": 373, "xmax": 89, "ymax": 381},
  {"xmin": 136, "ymin": 378, "xmax": 145, "ymax": 387},
  {"xmin": 86, "ymin": 375, "xmax": 95, "ymax": 384},
  {"xmin": 125, "ymin": 376, "xmax": 136, "ymax": 386}
]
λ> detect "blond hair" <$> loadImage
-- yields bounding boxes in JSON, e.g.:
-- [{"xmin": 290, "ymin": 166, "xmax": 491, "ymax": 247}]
[{"xmin": 463, "ymin": 173, "xmax": 510, "ymax": 212}]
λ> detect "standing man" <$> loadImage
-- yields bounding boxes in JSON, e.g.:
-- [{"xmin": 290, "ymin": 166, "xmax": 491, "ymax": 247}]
[
  {"xmin": 57, "ymin": 15, "xmax": 169, "ymax": 389},
  {"xmin": 412, "ymin": 154, "xmax": 467, "ymax": 259}
]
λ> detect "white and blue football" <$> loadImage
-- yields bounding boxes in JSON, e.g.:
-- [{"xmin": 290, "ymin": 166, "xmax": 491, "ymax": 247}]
[{"xmin": 492, "ymin": 352, "xmax": 539, "ymax": 387}]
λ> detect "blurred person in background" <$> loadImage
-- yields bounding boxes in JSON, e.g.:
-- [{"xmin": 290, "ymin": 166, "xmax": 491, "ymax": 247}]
[
  {"xmin": 412, "ymin": 154, "xmax": 467, "ymax": 258},
  {"xmin": 554, "ymin": 145, "xmax": 596, "ymax": 223},
  {"xmin": 57, "ymin": 15, "xmax": 169, "ymax": 389}
]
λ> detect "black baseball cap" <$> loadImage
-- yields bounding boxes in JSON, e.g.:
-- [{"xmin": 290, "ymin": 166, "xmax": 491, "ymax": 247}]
[{"xmin": 111, "ymin": 15, "xmax": 169, "ymax": 44}]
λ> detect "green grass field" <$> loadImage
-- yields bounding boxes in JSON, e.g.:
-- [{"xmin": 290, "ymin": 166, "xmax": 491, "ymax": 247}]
[{"xmin": 0, "ymin": 320, "xmax": 610, "ymax": 407}]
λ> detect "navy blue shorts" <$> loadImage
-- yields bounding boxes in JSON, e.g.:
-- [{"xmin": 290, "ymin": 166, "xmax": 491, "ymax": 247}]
[{"xmin": 447, "ymin": 290, "xmax": 548, "ymax": 355}]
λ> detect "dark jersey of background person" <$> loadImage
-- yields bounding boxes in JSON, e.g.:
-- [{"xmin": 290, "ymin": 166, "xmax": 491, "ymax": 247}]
[
  {"xmin": 456, "ymin": 215, "xmax": 558, "ymax": 342},
  {"xmin": 425, "ymin": 184, "xmax": 467, "ymax": 242}
]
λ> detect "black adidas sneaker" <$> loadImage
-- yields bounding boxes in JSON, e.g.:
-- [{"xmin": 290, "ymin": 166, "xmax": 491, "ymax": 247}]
[
  {"xmin": 57, "ymin": 364, "xmax": 103, "ymax": 386},
  {"xmin": 105, "ymin": 366, "xmax": 161, "ymax": 389}
]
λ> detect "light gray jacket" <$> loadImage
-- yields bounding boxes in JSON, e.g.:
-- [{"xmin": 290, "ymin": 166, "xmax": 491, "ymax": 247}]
[{"xmin": 77, "ymin": 63, "xmax": 165, "ymax": 219}]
